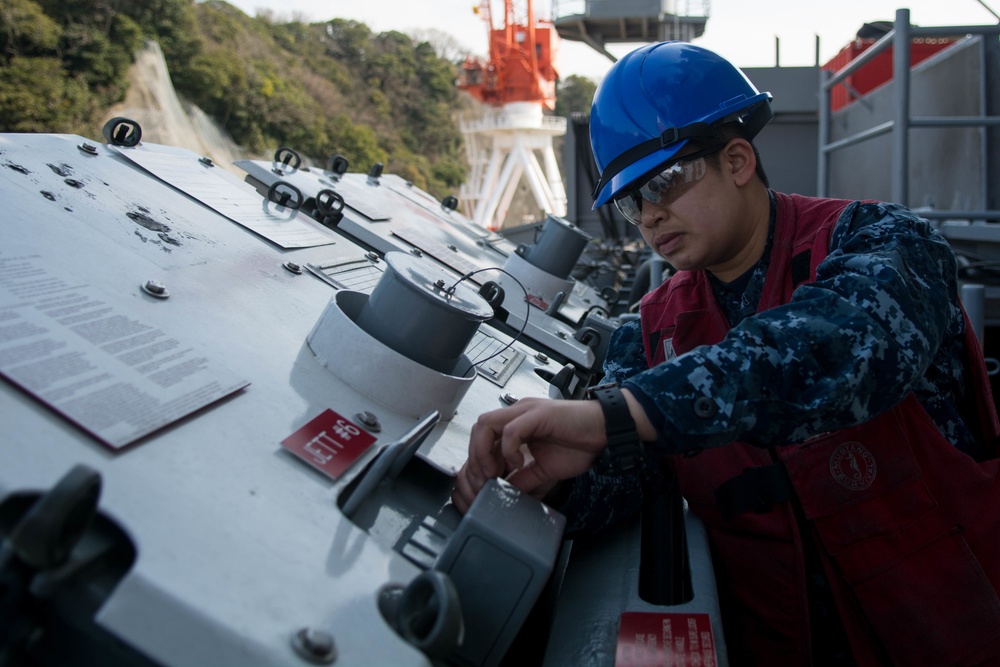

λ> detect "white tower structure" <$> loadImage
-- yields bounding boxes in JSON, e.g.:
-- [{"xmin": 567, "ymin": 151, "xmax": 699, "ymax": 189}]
[
  {"xmin": 457, "ymin": 0, "xmax": 564, "ymax": 231},
  {"xmin": 460, "ymin": 102, "xmax": 567, "ymax": 232}
]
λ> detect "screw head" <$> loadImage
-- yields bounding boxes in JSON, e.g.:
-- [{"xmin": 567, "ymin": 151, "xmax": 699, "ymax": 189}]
[
  {"xmin": 141, "ymin": 280, "xmax": 169, "ymax": 299},
  {"xmin": 78, "ymin": 143, "xmax": 98, "ymax": 155},
  {"xmin": 355, "ymin": 411, "xmax": 381, "ymax": 432},
  {"xmin": 199, "ymin": 156, "xmax": 214, "ymax": 167},
  {"xmin": 500, "ymin": 393, "xmax": 519, "ymax": 405},
  {"xmin": 535, "ymin": 353, "xmax": 549, "ymax": 364},
  {"xmin": 283, "ymin": 261, "xmax": 302, "ymax": 274},
  {"xmin": 290, "ymin": 627, "xmax": 337, "ymax": 664},
  {"xmin": 365, "ymin": 251, "xmax": 380, "ymax": 262}
]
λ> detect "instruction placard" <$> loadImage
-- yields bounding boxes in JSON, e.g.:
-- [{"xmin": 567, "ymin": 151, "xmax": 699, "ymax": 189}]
[{"xmin": 0, "ymin": 253, "xmax": 249, "ymax": 449}]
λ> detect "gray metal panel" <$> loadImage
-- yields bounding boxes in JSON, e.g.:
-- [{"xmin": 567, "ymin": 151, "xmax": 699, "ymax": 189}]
[{"xmin": 0, "ymin": 133, "xmax": 558, "ymax": 666}]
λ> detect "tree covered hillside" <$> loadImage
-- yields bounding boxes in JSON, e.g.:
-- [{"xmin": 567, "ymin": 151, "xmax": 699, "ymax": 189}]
[{"xmin": 0, "ymin": 0, "xmax": 596, "ymax": 199}]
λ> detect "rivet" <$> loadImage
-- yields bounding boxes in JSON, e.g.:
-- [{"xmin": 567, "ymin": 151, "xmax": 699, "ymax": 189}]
[
  {"xmin": 365, "ymin": 251, "xmax": 380, "ymax": 262},
  {"xmin": 290, "ymin": 627, "xmax": 337, "ymax": 664},
  {"xmin": 141, "ymin": 280, "xmax": 169, "ymax": 299},
  {"xmin": 78, "ymin": 143, "xmax": 98, "ymax": 155},
  {"xmin": 535, "ymin": 352, "xmax": 549, "ymax": 364},
  {"xmin": 355, "ymin": 411, "xmax": 381, "ymax": 432},
  {"xmin": 500, "ymin": 393, "xmax": 519, "ymax": 405},
  {"xmin": 283, "ymin": 261, "xmax": 302, "ymax": 274}
]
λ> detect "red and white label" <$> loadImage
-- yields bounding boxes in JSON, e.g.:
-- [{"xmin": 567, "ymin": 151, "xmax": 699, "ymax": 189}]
[
  {"xmin": 616, "ymin": 612, "xmax": 716, "ymax": 667},
  {"xmin": 281, "ymin": 409, "xmax": 376, "ymax": 479}
]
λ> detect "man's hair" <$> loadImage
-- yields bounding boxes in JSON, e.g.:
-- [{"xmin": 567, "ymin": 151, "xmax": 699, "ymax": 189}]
[{"xmin": 696, "ymin": 122, "xmax": 770, "ymax": 188}]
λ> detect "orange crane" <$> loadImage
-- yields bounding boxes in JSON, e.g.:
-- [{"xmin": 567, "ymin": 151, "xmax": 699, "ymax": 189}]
[{"xmin": 458, "ymin": 0, "xmax": 559, "ymax": 110}]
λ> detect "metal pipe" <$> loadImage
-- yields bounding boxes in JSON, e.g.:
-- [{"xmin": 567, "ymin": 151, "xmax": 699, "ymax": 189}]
[
  {"xmin": 818, "ymin": 68, "xmax": 831, "ymax": 197},
  {"xmin": 821, "ymin": 121, "xmax": 894, "ymax": 154},
  {"xmin": 891, "ymin": 8, "xmax": 911, "ymax": 205},
  {"xmin": 962, "ymin": 283, "xmax": 986, "ymax": 350}
]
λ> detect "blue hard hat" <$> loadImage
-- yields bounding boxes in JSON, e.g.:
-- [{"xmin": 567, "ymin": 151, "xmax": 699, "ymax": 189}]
[{"xmin": 590, "ymin": 42, "xmax": 773, "ymax": 208}]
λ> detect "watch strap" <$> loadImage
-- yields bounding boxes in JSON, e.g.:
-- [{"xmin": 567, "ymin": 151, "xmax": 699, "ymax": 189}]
[{"xmin": 588, "ymin": 384, "xmax": 643, "ymax": 473}]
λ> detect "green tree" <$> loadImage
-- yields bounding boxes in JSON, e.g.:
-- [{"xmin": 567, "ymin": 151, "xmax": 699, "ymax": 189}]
[
  {"xmin": 0, "ymin": 0, "xmax": 60, "ymax": 61},
  {"xmin": 555, "ymin": 74, "xmax": 598, "ymax": 117}
]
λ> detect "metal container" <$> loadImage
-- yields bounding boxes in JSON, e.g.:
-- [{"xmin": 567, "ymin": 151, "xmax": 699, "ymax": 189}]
[
  {"xmin": 515, "ymin": 214, "xmax": 592, "ymax": 280},
  {"xmin": 355, "ymin": 252, "xmax": 494, "ymax": 374}
]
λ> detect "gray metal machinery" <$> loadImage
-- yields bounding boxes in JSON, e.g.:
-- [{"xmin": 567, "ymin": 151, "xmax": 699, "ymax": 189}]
[
  {"xmin": 0, "ymin": 123, "xmax": 727, "ymax": 666},
  {"xmin": 551, "ymin": 0, "xmax": 710, "ymax": 62},
  {"xmin": 238, "ymin": 154, "xmax": 618, "ymax": 391}
]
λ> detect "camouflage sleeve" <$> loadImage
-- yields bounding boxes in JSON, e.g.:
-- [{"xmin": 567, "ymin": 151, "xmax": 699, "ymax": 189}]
[
  {"xmin": 598, "ymin": 317, "xmax": 648, "ymax": 385},
  {"xmin": 622, "ymin": 201, "xmax": 963, "ymax": 453}
]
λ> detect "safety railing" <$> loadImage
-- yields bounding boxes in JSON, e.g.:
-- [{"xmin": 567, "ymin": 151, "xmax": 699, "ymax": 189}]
[{"xmin": 818, "ymin": 8, "xmax": 1000, "ymax": 222}]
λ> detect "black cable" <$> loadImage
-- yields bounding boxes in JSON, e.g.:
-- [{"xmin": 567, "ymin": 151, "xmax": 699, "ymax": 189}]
[{"xmin": 448, "ymin": 267, "xmax": 531, "ymax": 377}]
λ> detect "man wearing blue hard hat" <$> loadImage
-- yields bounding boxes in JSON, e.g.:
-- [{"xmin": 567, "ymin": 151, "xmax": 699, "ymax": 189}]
[{"xmin": 454, "ymin": 41, "xmax": 1000, "ymax": 665}]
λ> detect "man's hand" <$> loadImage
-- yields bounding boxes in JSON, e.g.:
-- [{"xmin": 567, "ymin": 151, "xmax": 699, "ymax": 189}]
[{"xmin": 451, "ymin": 397, "xmax": 608, "ymax": 513}]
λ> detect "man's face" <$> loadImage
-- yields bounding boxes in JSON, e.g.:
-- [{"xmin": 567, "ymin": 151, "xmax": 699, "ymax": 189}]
[{"xmin": 623, "ymin": 141, "xmax": 759, "ymax": 282}]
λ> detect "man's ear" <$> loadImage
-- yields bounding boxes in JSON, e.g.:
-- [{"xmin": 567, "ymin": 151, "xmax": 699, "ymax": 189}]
[{"xmin": 724, "ymin": 138, "xmax": 757, "ymax": 186}]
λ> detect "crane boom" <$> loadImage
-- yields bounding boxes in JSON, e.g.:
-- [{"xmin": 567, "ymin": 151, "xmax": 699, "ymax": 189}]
[{"xmin": 458, "ymin": 0, "xmax": 559, "ymax": 110}]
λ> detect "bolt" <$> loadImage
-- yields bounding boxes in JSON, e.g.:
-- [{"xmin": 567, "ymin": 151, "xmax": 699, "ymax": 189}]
[
  {"xmin": 355, "ymin": 411, "xmax": 381, "ymax": 432},
  {"xmin": 78, "ymin": 143, "xmax": 98, "ymax": 155},
  {"xmin": 409, "ymin": 248, "xmax": 423, "ymax": 257},
  {"xmin": 141, "ymin": 280, "xmax": 169, "ymax": 299},
  {"xmin": 365, "ymin": 251, "xmax": 379, "ymax": 262},
  {"xmin": 535, "ymin": 352, "xmax": 549, "ymax": 364},
  {"xmin": 199, "ymin": 156, "xmax": 214, "ymax": 167},
  {"xmin": 434, "ymin": 279, "xmax": 446, "ymax": 289},
  {"xmin": 556, "ymin": 331, "xmax": 568, "ymax": 339},
  {"xmin": 291, "ymin": 627, "xmax": 337, "ymax": 664},
  {"xmin": 500, "ymin": 393, "xmax": 519, "ymax": 405},
  {"xmin": 447, "ymin": 244, "xmax": 458, "ymax": 252},
  {"xmin": 283, "ymin": 261, "xmax": 302, "ymax": 274}
]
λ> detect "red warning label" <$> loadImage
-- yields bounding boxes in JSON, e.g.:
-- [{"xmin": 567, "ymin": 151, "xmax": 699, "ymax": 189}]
[
  {"xmin": 616, "ymin": 612, "xmax": 716, "ymax": 667},
  {"xmin": 281, "ymin": 409, "xmax": 376, "ymax": 479}
]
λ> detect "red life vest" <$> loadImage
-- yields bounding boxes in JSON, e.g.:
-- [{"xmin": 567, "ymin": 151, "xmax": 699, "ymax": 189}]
[{"xmin": 639, "ymin": 192, "xmax": 1000, "ymax": 665}]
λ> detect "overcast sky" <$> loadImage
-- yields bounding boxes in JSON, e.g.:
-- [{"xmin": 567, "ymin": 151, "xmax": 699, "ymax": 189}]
[{"xmin": 224, "ymin": 0, "xmax": 1000, "ymax": 80}]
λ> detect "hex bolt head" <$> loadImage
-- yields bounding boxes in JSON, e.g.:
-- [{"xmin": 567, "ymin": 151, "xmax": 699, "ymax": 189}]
[
  {"xmin": 409, "ymin": 248, "xmax": 423, "ymax": 257},
  {"xmin": 283, "ymin": 261, "xmax": 303, "ymax": 274},
  {"xmin": 199, "ymin": 156, "xmax": 214, "ymax": 167},
  {"xmin": 535, "ymin": 352, "xmax": 549, "ymax": 364},
  {"xmin": 500, "ymin": 392, "xmax": 519, "ymax": 405},
  {"xmin": 78, "ymin": 143, "xmax": 98, "ymax": 155},
  {"xmin": 290, "ymin": 627, "xmax": 337, "ymax": 664},
  {"xmin": 141, "ymin": 280, "xmax": 169, "ymax": 299},
  {"xmin": 365, "ymin": 251, "xmax": 380, "ymax": 262},
  {"xmin": 355, "ymin": 411, "xmax": 381, "ymax": 432}
]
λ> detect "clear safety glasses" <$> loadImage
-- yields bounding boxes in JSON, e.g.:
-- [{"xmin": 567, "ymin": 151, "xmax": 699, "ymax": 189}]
[{"xmin": 613, "ymin": 145, "xmax": 725, "ymax": 225}]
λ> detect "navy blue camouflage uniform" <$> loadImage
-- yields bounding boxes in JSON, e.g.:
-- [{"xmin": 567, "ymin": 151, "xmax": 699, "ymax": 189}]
[{"xmin": 554, "ymin": 192, "xmax": 978, "ymax": 534}]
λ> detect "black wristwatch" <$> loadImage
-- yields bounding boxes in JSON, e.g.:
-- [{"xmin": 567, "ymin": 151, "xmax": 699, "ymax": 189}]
[{"xmin": 587, "ymin": 383, "xmax": 643, "ymax": 473}]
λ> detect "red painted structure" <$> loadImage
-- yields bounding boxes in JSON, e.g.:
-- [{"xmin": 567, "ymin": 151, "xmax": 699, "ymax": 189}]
[
  {"xmin": 822, "ymin": 36, "xmax": 957, "ymax": 111},
  {"xmin": 457, "ymin": 0, "xmax": 559, "ymax": 110}
]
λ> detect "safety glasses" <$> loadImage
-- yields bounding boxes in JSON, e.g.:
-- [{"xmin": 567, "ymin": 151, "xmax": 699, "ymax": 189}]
[{"xmin": 614, "ymin": 144, "xmax": 726, "ymax": 225}]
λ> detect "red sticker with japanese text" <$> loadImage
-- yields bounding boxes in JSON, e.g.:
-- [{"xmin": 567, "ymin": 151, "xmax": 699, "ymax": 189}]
[
  {"xmin": 281, "ymin": 409, "xmax": 377, "ymax": 479},
  {"xmin": 616, "ymin": 612, "xmax": 716, "ymax": 667}
]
